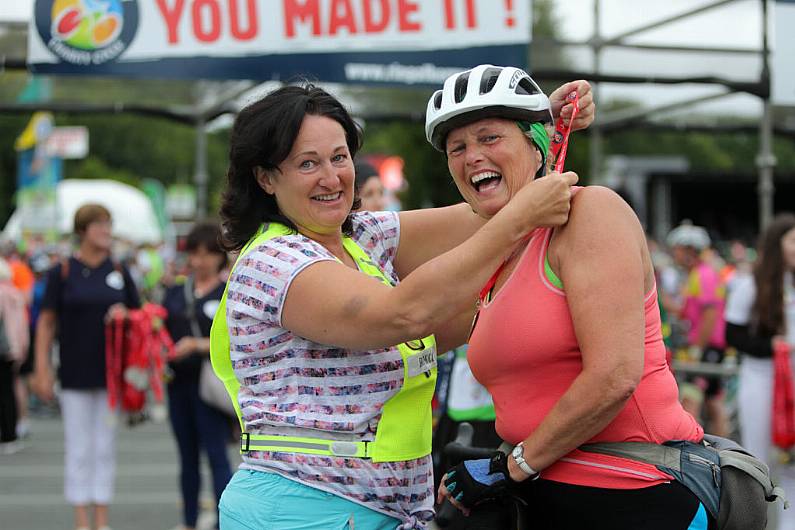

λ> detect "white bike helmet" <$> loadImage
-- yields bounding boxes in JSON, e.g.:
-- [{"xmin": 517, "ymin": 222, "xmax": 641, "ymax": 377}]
[
  {"xmin": 425, "ymin": 65, "xmax": 553, "ymax": 152},
  {"xmin": 666, "ymin": 221, "xmax": 711, "ymax": 250}
]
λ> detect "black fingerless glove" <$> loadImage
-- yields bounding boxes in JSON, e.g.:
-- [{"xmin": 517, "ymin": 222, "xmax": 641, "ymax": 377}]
[{"xmin": 443, "ymin": 452, "xmax": 516, "ymax": 509}]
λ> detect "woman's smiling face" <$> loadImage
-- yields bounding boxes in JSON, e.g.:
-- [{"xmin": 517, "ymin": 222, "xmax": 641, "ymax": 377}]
[
  {"xmin": 256, "ymin": 114, "xmax": 355, "ymax": 238},
  {"xmin": 445, "ymin": 118, "xmax": 543, "ymax": 219}
]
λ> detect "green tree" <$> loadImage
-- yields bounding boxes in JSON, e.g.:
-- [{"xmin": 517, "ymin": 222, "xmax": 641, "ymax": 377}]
[{"xmin": 0, "ymin": 112, "xmax": 230, "ymax": 226}]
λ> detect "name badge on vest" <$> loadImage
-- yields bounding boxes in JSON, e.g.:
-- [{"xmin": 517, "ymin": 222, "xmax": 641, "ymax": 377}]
[{"xmin": 405, "ymin": 346, "xmax": 437, "ymax": 378}]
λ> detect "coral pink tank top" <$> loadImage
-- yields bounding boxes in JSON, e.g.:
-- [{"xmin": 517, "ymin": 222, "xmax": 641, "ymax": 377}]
[{"xmin": 467, "ymin": 227, "xmax": 703, "ymax": 489}]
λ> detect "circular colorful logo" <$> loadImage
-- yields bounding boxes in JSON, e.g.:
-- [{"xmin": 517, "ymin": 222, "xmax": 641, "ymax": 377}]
[{"xmin": 36, "ymin": 0, "xmax": 139, "ymax": 65}]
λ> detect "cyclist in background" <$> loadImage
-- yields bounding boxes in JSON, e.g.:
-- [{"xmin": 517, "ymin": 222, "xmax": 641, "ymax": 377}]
[{"xmin": 667, "ymin": 221, "xmax": 730, "ymax": 437}]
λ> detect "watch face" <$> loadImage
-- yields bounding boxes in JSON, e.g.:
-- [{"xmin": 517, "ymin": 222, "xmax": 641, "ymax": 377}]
[{"xmin": 512, "ymin": 445, "xmax": 523, "ymax": 459}]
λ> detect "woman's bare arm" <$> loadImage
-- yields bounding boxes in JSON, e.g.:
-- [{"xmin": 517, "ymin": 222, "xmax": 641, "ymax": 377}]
[
  {"xmin": 394, "ymin": 204, "xmax": 486, "ymax": 279},
  {"xmin": 32, "ymin": 309, "xmax": 57, "ymax": 401},
  {"xmin": 282, "ymin": 174, "xmax": 576, "ymax": 350},
  {"xmin": 505, "ymin": 187, "xmax": 650, "ymax": 480}
]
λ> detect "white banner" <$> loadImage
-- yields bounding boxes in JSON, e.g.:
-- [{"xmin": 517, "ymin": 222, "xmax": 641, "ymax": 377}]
[
  {"xmin": 773, "ymin": 0, "xmax": 795, "ymax": 106},
  {"xmin": 46, "ymin": 127, "xmax": 89, "ymax": 159},
  {"xmin": 28, "ymin": 0, "xmax": 532, "ymax": 85}
]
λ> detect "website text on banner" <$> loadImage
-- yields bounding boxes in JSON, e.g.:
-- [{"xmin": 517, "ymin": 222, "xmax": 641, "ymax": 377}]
[{"xmin": 28, "ymin": 0, "xmax": 531, "ymax": 85}]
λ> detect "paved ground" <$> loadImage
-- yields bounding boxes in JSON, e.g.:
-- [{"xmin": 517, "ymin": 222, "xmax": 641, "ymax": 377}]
[
  {"xmin": 10, "ymin": 409, "xmax": 784, "ymax": 530},
  {"xmin": 0, "ymin": 408, "xmax": 241, "ymax": 530}
]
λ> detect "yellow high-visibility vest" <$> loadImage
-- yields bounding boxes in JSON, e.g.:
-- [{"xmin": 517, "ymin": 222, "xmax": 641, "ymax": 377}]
[{"xmin": 210, "ymin": 222, "xmax": 436, "ymax": 462}]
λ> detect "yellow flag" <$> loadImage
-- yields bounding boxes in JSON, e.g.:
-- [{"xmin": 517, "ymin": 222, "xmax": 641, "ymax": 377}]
[{"xmin": 14, "ymin": 112, "xmax": 54, "ymax": 151}]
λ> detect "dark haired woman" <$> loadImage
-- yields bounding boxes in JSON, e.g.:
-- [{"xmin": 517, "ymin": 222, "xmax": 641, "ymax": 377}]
[
  {"xmin": 725, "ymin": 212, "xmax": 795, "ymax": 530},
  {"xmin": 162, "ymin": 222, "xmax": 233, "ymax": 530},
  {"xmin": 213, "ymin": 81, "xmax": 591, "ymax": 529},
  {"xmin": 354, "ymin": 160, "xmax": 387, "ymax": 212},
  {"xmin": 33, "ymin": 203, "xmax": 140, "ymax": 530}
]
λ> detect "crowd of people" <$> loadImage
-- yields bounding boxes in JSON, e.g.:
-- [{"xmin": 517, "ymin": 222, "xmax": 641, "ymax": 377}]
[
  {"xmin": 0, "ymin": 65, "xmax": 793, "ymax": 530},
  {"xmin": 0, "ymin": 208, "xmax": 235, "ymax": 530}
]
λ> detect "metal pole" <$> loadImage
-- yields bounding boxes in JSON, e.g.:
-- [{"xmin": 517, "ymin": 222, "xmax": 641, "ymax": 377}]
[
  {"xmin": 652, "ymin": 176, "xmax": 672, "ymax": 243},
  {"xmin": 194, "ymin": 117, "xmax": 208, "ymax": 220},
  {"xmin": 758, "ymin": 102, "xmax": 775, "ymax": 230},
  {"xmin": 589, "ymin": 0, "xmax": 603, "ymax": 184},
  {"xmin": 757, "ymin": 0, "xmax": 775, "ymax": 230}
]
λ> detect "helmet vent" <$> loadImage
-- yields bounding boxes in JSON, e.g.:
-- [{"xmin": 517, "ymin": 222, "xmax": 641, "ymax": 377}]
[
  {"xmin": 516, "ymin": 77, "xmax": 540, "ymax": 96},
  {"xmin": 433, "ymin": 91, "xmax": 443, "ymax": 110},
  {"xmin": 454, "ymin": 73, "xmax": 470, "ymax": 103},
  {"xmin": 480, "ymin": 68, "xmax": 502, "ymax": 95}
]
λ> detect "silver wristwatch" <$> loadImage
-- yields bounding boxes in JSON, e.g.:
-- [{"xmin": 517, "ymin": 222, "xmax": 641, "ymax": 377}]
[{"xmin": 511, "ymin": 442, "xmax": 541, "ymax": 480}]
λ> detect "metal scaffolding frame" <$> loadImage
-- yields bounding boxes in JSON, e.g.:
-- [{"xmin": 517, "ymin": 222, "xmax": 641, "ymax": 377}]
[
  {"xmin": 584, "ymin": 0, "xmax": 775, "ymax": 229},
  {"xmin": 0, "ymin": 1, "xmax": 781, "ymax": 223}
]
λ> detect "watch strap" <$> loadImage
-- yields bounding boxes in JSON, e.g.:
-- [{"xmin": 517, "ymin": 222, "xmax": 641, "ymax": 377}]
[{"xmin": 512, "ymin": 442, "xmax": 541, "ymax": 480}]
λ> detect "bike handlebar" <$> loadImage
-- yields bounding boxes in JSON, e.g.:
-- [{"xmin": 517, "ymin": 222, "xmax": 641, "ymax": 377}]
[{"xmin": 443, "ymin": 441, "xmax": 497, "ymax": 464}]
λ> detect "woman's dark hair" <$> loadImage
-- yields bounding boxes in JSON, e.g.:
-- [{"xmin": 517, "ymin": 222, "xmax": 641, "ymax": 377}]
[
  {"xmin": 752, "ymin": 212, "xmax": 795, "ymax": 335},
  {"xmin": 354, "ymin": 160, "xmax": 379, "ymax": 189},
  {"xmin": 220, "ymin": 84, "xmax": 362, "ymax": 250},
  {"xmin": 186, "ymin": 222, "xmax": 227, "ymax": 272}
]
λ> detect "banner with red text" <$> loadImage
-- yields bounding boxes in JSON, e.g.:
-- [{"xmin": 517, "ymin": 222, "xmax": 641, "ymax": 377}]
[{"xmin": 28, "ymin": 0, "xmax": 531, "ymax": 86}]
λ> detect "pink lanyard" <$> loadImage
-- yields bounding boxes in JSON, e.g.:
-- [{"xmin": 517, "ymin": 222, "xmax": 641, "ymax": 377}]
[
  {"xmin": 549, "ymin": 90, "xmax": 580, "ymax": 174},
  {"xmin": 468, "ymin": 92, "xmax": 580, "ymax": 340}
]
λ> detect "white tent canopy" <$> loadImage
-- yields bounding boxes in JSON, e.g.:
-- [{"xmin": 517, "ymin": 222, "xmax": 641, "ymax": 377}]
[{"xmin": 2, "ymin": 179, "xmax": 163, "ymax": 244}]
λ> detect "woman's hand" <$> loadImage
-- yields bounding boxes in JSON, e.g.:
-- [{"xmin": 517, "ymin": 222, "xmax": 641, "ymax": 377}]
[
  {"xmin": 549, "ymin": 80, "xmax": 595, "ymax": 130},
  {"xmin": 438, "ymin": 471, "xmax": 471, "ymax": 517},
  {"xmin": 105, "ymin": 303, "xmax": 128, "ymax": 323},
  {"xmin": 32, "ymin": 366, "xmax": 55, "ymax": 402},
  {"xmin": 437, "ymin": 454, "xmax": 515, "ymax": 515},
  {"xmin": 173, "ymin": 336, "xmax": 198, "ymax": 359},
  {"xmin": 509, "ymin": 171, "xmax": 578, "ymax": 231},
  {"xmin": 773, "ymin": 335, "xmax": 791, "ymax": 354}
]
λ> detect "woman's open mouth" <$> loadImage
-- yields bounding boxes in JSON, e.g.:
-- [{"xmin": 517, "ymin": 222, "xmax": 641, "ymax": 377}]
[
  {"xmin": 470, "ymin": 171, "xmax": 502, "ymax": 193},
  {"xmin": 312, "ymin": 192, "xmax": 343, "ymax": 203}
]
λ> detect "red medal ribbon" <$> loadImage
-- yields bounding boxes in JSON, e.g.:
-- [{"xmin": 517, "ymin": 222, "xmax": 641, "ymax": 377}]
[
  {"xmin": 470, "ymin": 94, "xmax": 581, "ymax": 339},
  {"xmin": 550, "ymin": 91, "xmax": 580, "ymax": 174}
]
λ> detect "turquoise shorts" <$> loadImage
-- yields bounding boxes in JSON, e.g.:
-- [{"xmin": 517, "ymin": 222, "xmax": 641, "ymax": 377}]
[{"xmin": 219, "ymin": 469, "xmax": 403, "ymax": 530}]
